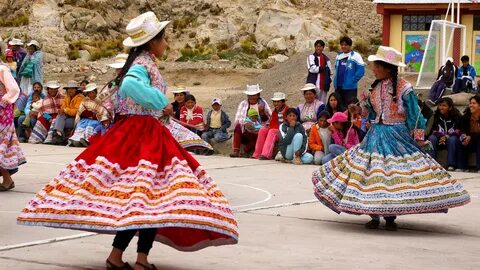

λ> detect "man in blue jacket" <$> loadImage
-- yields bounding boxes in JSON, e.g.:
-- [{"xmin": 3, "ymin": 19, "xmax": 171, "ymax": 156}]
[
  {"xmin": 453, "ymin": 55, "xmax": 477, "ymax": 93},
  {"xmin": 333, "ymin": 36, "xmax": 365, "ymax": 106}
]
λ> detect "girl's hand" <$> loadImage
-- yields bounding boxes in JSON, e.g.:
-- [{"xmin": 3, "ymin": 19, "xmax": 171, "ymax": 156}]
[
  {"xmin": 162, "ymin": 104, "xmax": 173, "ymax": 116},
  {"xmin": 463, "ymin": 135, "xmax": 471, "ymax": 146},
  {"xmin": 439, "ymin": 136, "xmax": 447, "ymax": 145}
]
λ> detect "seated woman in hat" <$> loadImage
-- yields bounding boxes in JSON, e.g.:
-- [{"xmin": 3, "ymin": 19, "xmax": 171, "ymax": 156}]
[
  {"xmin": 230, "ymin": 84, "xmax": 272, "ymax": 157},
  {"xmin": 68, "ymin": 83, "xmax": 109, "ymax": 147},
  {"xmin": 296, "ymin": 83, "xmax": 325, "ymax": 134},
  {"xmin": 51, "ymin": 80, "xmax": 85, "ymax": 145},
  {"xmin": 253, "ymin": 92, "xmax": 289, "ymax": 160},
  {"xmin": 28, "ymin": 81, "xmax": 64, "ymax": 144},
  {"xmin": 101, "ymin": 53, "xmax": 129, "ymax": 124},
  {"xmin": 18, "ymin": 40, "xmax": 43, "ymax": 95},
  {"xmin": 170, "ymin": 85, "xmax": 189, "ymax": 120}
]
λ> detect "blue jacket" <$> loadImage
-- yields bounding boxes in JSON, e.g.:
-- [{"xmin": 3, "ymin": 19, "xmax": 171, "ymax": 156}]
[
  {"xmin": 333, "ymin": 51, "xmax": 365, "ymax": 90},
  {"xmin": 457, "ymin": 64, "xmax": 476, "ymax": 80},
  {"xmin": 24, "ymin": 92, "xmax": 46, "ymax": 114},
  {"xmin": 205, "ymin": 110, "xmax": 231, "ymax": 132}
]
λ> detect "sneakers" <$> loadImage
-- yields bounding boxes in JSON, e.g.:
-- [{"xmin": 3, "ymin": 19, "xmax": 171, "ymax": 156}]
[
  {"xmin": 274, "ymin": 151, "xmax": 283, "ymax": 161},
  {"xmin": 293, "ymin": 156, "xmax": 302, "ymax": 165},
  {"xmin": 447, "ymin": 166, "xmax": 455, "ymax": 171},
  {"xmin": 385, "ymin": 220, "xmax": 398, "ymax": 231}
]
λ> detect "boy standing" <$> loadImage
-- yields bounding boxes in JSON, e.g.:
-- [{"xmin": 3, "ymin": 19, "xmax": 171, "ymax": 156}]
[{"xmin": 307, "ymin": 40, "xmax": 332, "ymax": 104}]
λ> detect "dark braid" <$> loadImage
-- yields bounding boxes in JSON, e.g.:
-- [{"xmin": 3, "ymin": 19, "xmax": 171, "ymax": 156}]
[{"xmin": 391, "ymin": 65, "xmax": 399, "ymax": 102}]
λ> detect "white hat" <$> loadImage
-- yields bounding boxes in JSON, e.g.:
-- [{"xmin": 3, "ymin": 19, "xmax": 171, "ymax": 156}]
[
  {"xmin": 45, "ymin": 81, "xmax": 60, "ymax": 89},
  {"xmin": 212, "ymin": 98, "xmax": 222, "ymax": 105},
  {"xmin": 26, "ymin": 40, "xmax": 40, "ymax": 48},
  {"xmin": 368, "ymin": 46, "xmax": 406, "ymax": 67},
  {"xmin": 84, "ymin": 83, "xmax": 98, "ymax": 93},
  {"xmin": 108, "ymin": 53, "xmax": 128, "ymax": 69},
  {"xmin": 123, "ymin": 11, "xmax": 170, "ymax": 48},
  {"xmin": 244, "ymin": 84, "xmax": 263, "ymax": 95},
  {"xmin": 300, "ymin": 83, "xmax": 317, "ymax": 92},
  {"xmin": 8, "ymin": 38, "xmax": 23, "ymax": 46},
  {"xmin": 171, "ymin": 85, "xmax": 188, "ymax": 94},
  {"xmin": 271, "ymin": 92, "xmax": 287, "ymax": 101}
]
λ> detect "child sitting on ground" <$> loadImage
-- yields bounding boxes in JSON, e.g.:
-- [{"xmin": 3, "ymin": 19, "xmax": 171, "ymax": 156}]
[
  {"xmin": 278, "ymin": 108, "xmax": 314, "ymax": 165},
  {"xmin": 201, "ymin": 98, "xmax": 231, "ymax": 143},
  {"xmin": 179, "ymin": 94, "xmax": 205, "ymax": 136},
  {"xmin": 22, "ymin": 92, "xmax": 42, "ymax": 136},
  {"xmin": 244, "ymin": 108, "xmax": 262, "ymax": 133},
  {"xmin": 309, "ymin": 111, "xmax": 331, "ymax": 165},
  {"xmin": 322, "ymin": 111, "xmax": 360, "ymax": 164}
]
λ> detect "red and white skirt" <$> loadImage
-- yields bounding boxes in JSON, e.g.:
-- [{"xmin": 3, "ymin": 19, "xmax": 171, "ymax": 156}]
[{"xmin": 18, "ymin": 115, "xmax": 239, "ymax": 251}]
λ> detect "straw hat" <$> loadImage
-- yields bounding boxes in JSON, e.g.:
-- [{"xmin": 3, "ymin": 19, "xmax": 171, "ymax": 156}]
[
  {"xmin": 300, "ymin": 83, "xmax": 317, "ymax": 92},
  {"xmin": 26, "ymin": 40, "xmax": 40, "ymax": 48},
  {"xmin": 244, "ymin": 84, "xmax": 263, "ymax": 95},
  {"xmin": 45, "ymin": 81, "xmax": 60, "ymax": 89},
  {"xmin": 123, "ymin": 11, "xmax": 170, "ymax": 48},
  {"xmin": 367, "ymin": 46, "xmax": 406, "ymax": 67},
  {"xmin": 108, "ymin": 53, "xmax": 128, "ymax": 69},
  {"xmin": 171, "ymin": 85, "xmax": 188, "ymax": 94},
  {"xmin": 84, "ymin": 83, "xmax": 98, "ymax": 93},
  {"xmin": 63, "ymin": 80, "xmax": 80, "ymax": 90},
  {"xmin": 8, "ymin": 38, "xmax": 23, "ymax": 46},
  {"xmin": 211, "ymin": 98, "xmax": 222, "ymax": 105},
  {"xmin": 271, "ymin": 92, "xmax": 287, "ymax": 101}
]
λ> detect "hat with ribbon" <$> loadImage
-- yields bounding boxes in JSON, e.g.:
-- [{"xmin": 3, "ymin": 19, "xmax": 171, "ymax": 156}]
[
  {"xmin": 108, "ymin": 53, "xmax": 128, "ymax": 69},
  {"xmin": 367, "ymin": 46, "xmax": 406, "ymax": 67},
  {"xmin": 123, "ymin": 11, "xmax": 170, "ymax": 48}
]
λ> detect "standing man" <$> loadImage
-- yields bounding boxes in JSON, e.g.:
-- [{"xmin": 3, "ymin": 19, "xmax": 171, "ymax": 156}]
[
  {"xmin": 307, "ymin": 40, "xmax": 332, "ymax": 104},
  {"xmin": 333, "ymin": 36, "xmax": 365, "ymax": 106},
  {"xmin": 8, "ymin": 38, "xmax": 27, "ymax": 83}
]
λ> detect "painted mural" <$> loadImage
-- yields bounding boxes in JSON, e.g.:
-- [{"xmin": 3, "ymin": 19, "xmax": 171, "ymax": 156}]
[{"xmin": 404, "ymin": 34, "xmax": 437, "ymax": 73}]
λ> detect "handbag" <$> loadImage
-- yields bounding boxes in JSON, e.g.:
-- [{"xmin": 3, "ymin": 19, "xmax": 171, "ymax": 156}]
[
  {"xmin": 412, "ymin": 107, "xmax": 425, "ymax": 141},
  {"xmin": 20, "ymin": 61, "xmax": 34, "ymax": 78}
]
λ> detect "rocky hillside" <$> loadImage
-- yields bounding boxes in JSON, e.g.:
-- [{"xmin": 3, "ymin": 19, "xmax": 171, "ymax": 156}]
[{"xmin": 0, "ymin": 0, "xmax": 381, "ymax": 70}]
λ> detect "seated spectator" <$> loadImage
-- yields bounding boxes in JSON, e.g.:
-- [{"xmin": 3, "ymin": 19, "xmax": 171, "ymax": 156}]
[
  {"xmin": 425, "ymin": 97, "xmax": 462, "ymax": 171},
  {"xmin": 13, "ymin": 91, "xmax": 27, "ymax": 136},
  {"xmin": 179, "ymin": 94, "xmax": 205, "ymax": 136},
  {"xmin": 80, "ymin": 80, "xmax": 89, "ymax": 92},
  {"xmin": 5, "ymin": 49, "xmax": 17, "ymax": 79},
  {"xmin": 68, "ymin": 83, "xmax": 109, "ymax": 147},
  {"xmin": 244, "ymin": 108, "xmax": 262, "ymax": 133},
  {"xmin": 102, "ymin": 53, "xmax": 128, "ymax": 123},
  {"xmin": 324, "ymin": 92, "xmax": 346, "ymax": 118},
  {"xmin": 347, "ymin": 103, "xmax": 366, "ymax": 141},
  {"xmin": 322, "ymin": 111, "xmax": 359, "ymax": 163},
  {"xmin": 28, "ymin": 81, "xmax": 64, "ymax": 144},
  {"xmin": 21, "ymin": 92, "xmax": 42, "ymax": 138},
  {"xmin": 278, "ymin": 108, "xmax": 314, "ymax": 165},
  {"xmin": 418, "ymin": 98, "xmax": 434, "ymax": 121},
  {"xmin": 296, "ymin": 83, "xmax": 325, "ymax": 133},
  {"xmin": 309, "ymin": 111, "xmax": 331, "ymax": 165},
  {"xmin": 253, "ymin": 92, "xmax": 289, "ymax": 160},
  {"xmin": 428, "ymin": 58, "xmax": 457, "ymax": 105},
  {"xmin": 202, "ymin": 98, "xmax": 231, "ymax": 143},
  {"xmin": 17, "ymin": 82, "xmax": 44, "ymax": 142},
  {"xmin": 171, "ymin": 86, "xmax": 188, "ymax": 120},
  {"xmin": 51, "ymin": 80, "xmax": 84, "ymax": 145},
  {"xmin": 457, "ymin": 95, "xmax": 480, "ymax": 172},
  {"xmin": 230, "ymin": 84, "xmax": 271, "ymax": 158},
  {"xmin": 454, "ymin": 55, "xmax": 477, "ymax": 93}
]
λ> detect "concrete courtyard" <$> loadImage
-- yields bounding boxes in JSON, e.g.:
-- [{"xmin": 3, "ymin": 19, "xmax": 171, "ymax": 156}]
[{"xmin": 0, "ymin": 144, "xmax": 479, "ymax": 270}]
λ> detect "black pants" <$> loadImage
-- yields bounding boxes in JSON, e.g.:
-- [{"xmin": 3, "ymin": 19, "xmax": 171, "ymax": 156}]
[
  {"xmin": 336, "ymin": 88, "xmax": 358, "ymax": 106},
  {"xmin": 112, "ymin": 228, "xmax": 157, "ymax": 255}
]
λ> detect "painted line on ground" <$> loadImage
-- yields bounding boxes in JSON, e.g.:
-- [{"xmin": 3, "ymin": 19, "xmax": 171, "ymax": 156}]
[
  {"xmin": 236, "ymin": 199, "xmax": 318, "ymax": 213},
  {"xmin": 0, "ymin": 232, "xmax": 97, "ymax": 252},
  {"xmin": 223, "ymin": 182, "xmax": 273, "ymax": 209}
]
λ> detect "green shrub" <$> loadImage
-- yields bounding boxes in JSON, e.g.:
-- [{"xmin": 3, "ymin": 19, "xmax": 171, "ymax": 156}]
[
  {"xmin": 327, "ymin": 39, "xmax": 339, "ymax": 52},
  {"xmin": 0, "ymin": 14, "xmax": 30, "ymax": 27},
  {"xmin": 193, "ymin": 82, "xmax": 201, "ymax": 86},
  {"xmin": 218, "ymin": 49, "xmax": 239, "ymax": 60},
  {"xmin": 354, "ymin": 39, "xmax": 370, "ymax": 56},
  {"xmin": 370, "ymin": 37, "xmax": 383, "ymax": 46},
  {"xmin": 67, "ymin": 49, "xmax": 80, "ymax": 60},
  {"xmin": 67, "ymin": 37, "xmax": 123, "ymax": 61}
]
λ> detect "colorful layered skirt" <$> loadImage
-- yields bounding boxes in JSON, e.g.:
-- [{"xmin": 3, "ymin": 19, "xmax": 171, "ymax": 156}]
[
  {"xmin": 166, "ymin": 119, "xmax": 213, "ymax": 151},
  {"xmin": 312, "ymin": 123, "xmax": 470, "ymax": 216},
  {"xmin": 0, "ymin": 103, "xmax": 26, "ymax": 174},
  {"xmin": 69, "ymin": 118, "xmax": 105, "ymax": 143},
  {"xmin": 18, "ymin": 115, "xmax": 238, "ymax": 251}
]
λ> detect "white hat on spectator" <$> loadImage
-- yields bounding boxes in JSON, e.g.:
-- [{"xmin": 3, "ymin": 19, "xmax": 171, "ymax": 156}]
[
  {"xmin": 171, "ymin": 85, "xmax": 188, "ymax": 94},
  {"xmin": 300, "ymin": 83, "xmax": 317, "ymax": 92},
  {"xmin": 8, "ymin": 38, "xmax": 23, "ymax": 46},
  {"xmin": 84, "ymin": 83, "xmax": 98, "ymax": 93},
  {"xmin": 45, "ymin": 81, "xmax": 61, "ymax": 89},
  {"xmin": 243, "ymin": 84, "xmax": 263, "ymax": 95},
  {"xmin": 26, "ymin": 40, "xmax": 40, "ymax": 48},
  {"xmin": 211, "ymin": 98, "xmax": 222, "ymax": 105},
  {"xmin": 271, "ymin": 92, "xmax": 287, "ymax": 101},
  {"xmin": 108, "ymin": 53, "xmax": 128, "ymax": 69},
  {"xmin": 123, "ymin": 11, "xmax": 170, "ymax": 48}
]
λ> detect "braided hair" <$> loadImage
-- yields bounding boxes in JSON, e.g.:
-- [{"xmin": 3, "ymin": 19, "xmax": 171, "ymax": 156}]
[
  {"xmin": 370, "ymin": 61, "xmax": 399, "ymax": 102},
  {"xmin": 113, "ymin": 29, "xmax": 166, "ymax": 87}
]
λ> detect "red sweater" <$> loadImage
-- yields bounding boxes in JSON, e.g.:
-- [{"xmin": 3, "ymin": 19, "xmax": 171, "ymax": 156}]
[
  {"xmin": 179, "ymin": 105, "xmax": 205, "ymax": 129},
  {"xmin": 270, "ymin": 105, "xmax": 289, "ymax": 130}
]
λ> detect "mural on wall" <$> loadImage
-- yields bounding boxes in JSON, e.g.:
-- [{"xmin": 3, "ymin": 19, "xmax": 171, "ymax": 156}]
[
  {"xmin": 404, "ymin": 34, "xmax": 437, "ymax": 73},
  {"xmin": 475, "ymin": 35, "xmax": 480, "ymax": 72}
]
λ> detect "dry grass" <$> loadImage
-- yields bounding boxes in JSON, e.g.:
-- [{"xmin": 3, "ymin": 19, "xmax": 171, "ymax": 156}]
[
  {"xmin": 67, "ymin": 37, "xmax": 124, "ymax": 61},
  {"xmin": 0, "ymin": 14, "xmax": 29, "ymax": 27}
]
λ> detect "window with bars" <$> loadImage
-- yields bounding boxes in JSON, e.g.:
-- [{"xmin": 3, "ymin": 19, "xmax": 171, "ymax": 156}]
[{"xmin": 402, "ymin": 15, "xmax": 441, "ymax": 31}]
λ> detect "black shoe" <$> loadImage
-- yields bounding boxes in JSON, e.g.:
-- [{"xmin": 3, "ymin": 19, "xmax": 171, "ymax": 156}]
[
  {"xmin": 106, "ymin": 259, "xmax": 133, "ymax": 270},
  {"xmin": 365, "ymin": 219, "xmax": 380, "ymax": 229},
  {"xmin": 135, "ymin": 262, "xmax": 157, "ymax": 270},
  {"xmin": 385, "ymin": 219, "xmax": 398, "ymax": 231},
  {"xmin": 79, "ymin": 138, "xmax": 90, "ymax": 147}
]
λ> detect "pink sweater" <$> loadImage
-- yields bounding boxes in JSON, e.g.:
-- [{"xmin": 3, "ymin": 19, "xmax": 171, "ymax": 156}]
[{"xmin": 331, "ymin": 126, "xmax": 360, "ymax": 149}]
